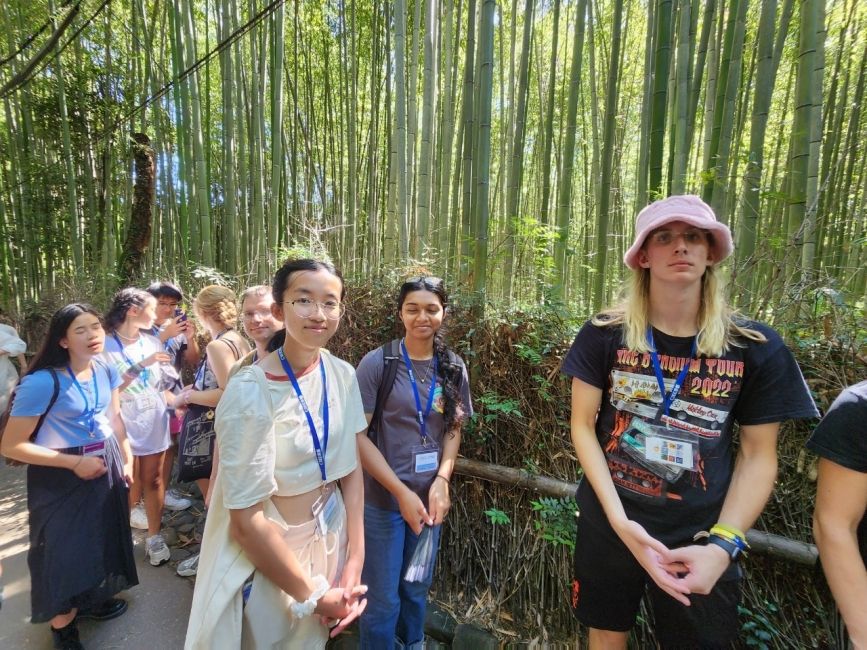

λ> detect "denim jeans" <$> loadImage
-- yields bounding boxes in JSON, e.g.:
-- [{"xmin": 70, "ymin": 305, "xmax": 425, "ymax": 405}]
[{"xmin": 359, "ymin": 504, "xmax": 442, "ymax": 649}]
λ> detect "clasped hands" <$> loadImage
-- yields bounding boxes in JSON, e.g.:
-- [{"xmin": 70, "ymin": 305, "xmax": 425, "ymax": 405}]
[
  {"xmin": 614, "ymin": 519, "xmax": 732, "ymax": 606},
  {"xmin": 315, "ymin": 556, "xmax": 368, "ymax": 638}
]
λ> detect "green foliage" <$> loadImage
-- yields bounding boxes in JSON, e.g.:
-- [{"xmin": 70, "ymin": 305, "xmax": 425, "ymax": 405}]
[
  {"xmin": 738, "ymin": 602, "xmax": 780, "ymax": 649},
  {"xmin": 190, "ymin": 265, "xmax": 233, "ymax": 287},
  {"xmin": 483, "ymin": 508, "xmax": 511, "ymax": 526},
  {"xmin": 530, "ymin": 497, "xmax": 577, "ymax": 550},
  {"xmin": 475, "ymin": 391, "xmax": 524, "ymax": 422}
]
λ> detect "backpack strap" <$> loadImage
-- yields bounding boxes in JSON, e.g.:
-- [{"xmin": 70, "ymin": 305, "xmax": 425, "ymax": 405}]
[
  {"xmin": 1, "ymin": 368, "xmax": 60, "ymax": 465},
  {"xmin": 368, "ymin": 339, "xmax": 401, "ymax": 446},
  {"xmin": 34, "ymin": 368, "xmax": 61, "ymax": 442}
]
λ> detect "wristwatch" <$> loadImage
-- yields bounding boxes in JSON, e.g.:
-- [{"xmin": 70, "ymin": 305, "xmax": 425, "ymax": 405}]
[{"xmin": 706, "ymin": 533, "xmax": 744, "ymax": 562}]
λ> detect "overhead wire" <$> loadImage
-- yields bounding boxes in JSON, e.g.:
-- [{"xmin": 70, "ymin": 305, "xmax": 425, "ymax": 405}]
[
  {"xmin": 108, "ymin": 0, "xmax": 289, "ymax": 137},
  {"xmin": 0, "ymin": 0, "xmax": 113, "ymax": 99}
]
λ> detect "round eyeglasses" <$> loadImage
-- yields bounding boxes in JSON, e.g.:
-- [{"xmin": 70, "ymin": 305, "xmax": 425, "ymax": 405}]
[{"xmin": 284, "ymin": 298, "xmax": 345, "ymax": 320}]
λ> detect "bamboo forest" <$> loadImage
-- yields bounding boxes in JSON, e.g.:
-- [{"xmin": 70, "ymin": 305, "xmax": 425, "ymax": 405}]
[{"xmin": 1, "ymin": 0, "xmax": 865, "ymax": 646}]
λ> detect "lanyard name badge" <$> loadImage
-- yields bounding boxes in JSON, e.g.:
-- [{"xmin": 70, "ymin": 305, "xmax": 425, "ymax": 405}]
[
  {"xmin": 400, "ymin": 340, "xmax": 440, "ymax": 474},
  {"xmin": 277, "ymin": 349, "xmax": 337, "ymax": 534},
  {"xmin": 113, "ymin": 334, "xmax": 150, "ymax": 386},
  {"xmin": 641, "ymin": 328, "xmax": 699, "ymax": 473},
  {"xmin": 66, "ymin": 364, "xmax": 100, "ymax": 438}
]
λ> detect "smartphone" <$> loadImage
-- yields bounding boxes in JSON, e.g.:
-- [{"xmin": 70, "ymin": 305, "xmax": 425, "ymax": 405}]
[{"xmin": 175, "ymin": 307, "xmax": 188, "ymax": 322}]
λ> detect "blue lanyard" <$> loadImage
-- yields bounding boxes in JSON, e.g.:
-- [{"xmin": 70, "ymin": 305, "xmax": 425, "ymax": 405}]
[
  {"xmin": 66, "ymin": 364, "xmax": 99, "ymax": 437},
  {"xmin": 400, "ymin": 340, "xmax": 438, "ymax": 443},
  {"xmin": 277, "ymin": 348, "xmax": 329, "ymax": 482},
  {"xmin": 152, "ymin": 325, "xmax": 172, "ymax": 352},
  {"xmin": 113, "ymin": 333, "xmax": 150, "ymax": 386},
  {"xmin": 648, "ymin": 328, "xmax": 697, "ymax": 418}
]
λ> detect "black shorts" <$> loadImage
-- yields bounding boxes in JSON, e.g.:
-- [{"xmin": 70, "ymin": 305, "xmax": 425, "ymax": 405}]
[{"xmin": 571, "ymin": 509, "xmax": 742, "ymax": 648}]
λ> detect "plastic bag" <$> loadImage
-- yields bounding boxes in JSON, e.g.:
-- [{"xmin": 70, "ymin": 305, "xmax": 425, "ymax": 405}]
[{"xmin": 404, "ymin": 525, "xmax": 436, "ymax": 583}]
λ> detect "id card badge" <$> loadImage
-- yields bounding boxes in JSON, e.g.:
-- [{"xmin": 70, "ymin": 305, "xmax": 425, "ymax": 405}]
[
  {"xmin": 134, "ymin": 393, "xmax": 157, "ymax": 412},
  {"xmin": 645, "ymin": 434, "xmax": 697, "ymax": 470},
  {"xmin": 412, "ymin": 443, "xmax": 439, "ymax": 474},
  {"xmin": 619, "ymin": 417, "xmax": 698, "ymax": 483},
  {"xmin": 312, "ymin": 488, "xmax": 339, "ymax": 536}
]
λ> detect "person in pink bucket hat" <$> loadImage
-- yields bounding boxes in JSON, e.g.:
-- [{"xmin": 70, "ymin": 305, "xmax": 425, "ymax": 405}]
[{"xmin": 561, "ymin": 194, "xmax": 818, "ymax": 647}]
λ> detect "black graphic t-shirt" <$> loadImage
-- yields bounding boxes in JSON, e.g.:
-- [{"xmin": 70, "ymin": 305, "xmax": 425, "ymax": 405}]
[
  {"xmin": 806, "ymin": 381, "xmax": 867, "ymax": 564},
  {"xmin": 562, "ymin": 320, "xmax": 818, "ymax": 545}
]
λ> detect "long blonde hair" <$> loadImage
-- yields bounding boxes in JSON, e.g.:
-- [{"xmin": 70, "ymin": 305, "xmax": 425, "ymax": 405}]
[{"xmin": 592, "ymin": 266, "xmax": 766, "ymax": 357}]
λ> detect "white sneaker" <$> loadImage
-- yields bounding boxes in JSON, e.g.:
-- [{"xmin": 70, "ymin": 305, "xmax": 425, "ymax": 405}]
[
  {"xmin": 176, "ymin": 552, "xmax": 199, "ymax": 577},
  {"xmin": 146, "ymin": 534, "xmax": 171, "ymax": 566},
  {"xmin": 130, "ymin": 504, "xmax": 148, "ymax": 530},
  {"xmin": 164, "ymin": 488, "xmax": 193, "ymax": 511}
]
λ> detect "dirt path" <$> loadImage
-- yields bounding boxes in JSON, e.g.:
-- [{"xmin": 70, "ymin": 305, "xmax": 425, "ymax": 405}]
[{"xmin": 0, "ymin": 463, "xmax": 194, "ymax": 650}]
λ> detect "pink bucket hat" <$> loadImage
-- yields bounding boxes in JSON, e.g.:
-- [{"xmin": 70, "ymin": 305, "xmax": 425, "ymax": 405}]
[{"xmin": 623, "ymin": 194, "xmax": 733, "ymax": 269}]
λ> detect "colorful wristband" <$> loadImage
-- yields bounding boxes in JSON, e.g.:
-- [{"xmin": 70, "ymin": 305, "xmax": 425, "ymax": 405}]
[
  {"xmin": 709, "ymin": 524, "xmax": 750, "ymax": 551},
  {"xmin": 707, "ymin": 533, "xmax": 746, "ymax": 561}
]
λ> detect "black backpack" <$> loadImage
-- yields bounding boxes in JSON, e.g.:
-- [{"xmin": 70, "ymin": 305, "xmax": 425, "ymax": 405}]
[{"xmin": 367, "ymin": 339, "xmax": 460, "ymax": 445}]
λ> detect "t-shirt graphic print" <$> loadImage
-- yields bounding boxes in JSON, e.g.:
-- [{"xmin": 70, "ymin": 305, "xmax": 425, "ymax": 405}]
[{"xmin": 562, "ymin": 319, "xmax": 818, "ymax": 542}]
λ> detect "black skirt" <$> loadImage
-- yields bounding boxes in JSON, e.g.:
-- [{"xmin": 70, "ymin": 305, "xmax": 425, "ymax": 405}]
[{"xmin": 27, "ymin": 437, "xmax": 139, "ymax": 623}]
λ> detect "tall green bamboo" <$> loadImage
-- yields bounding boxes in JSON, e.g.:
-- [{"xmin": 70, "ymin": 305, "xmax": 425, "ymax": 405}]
[
  {"xmin": 538, "ymin": 0, "xmax": 561, "ymax": 227},
  {"xmin": 48, "ymin": 0, "xmax": 83, "ymax": 270},
  {"xmin": 786, "ymin": 0, "xmax": 819, "ymax": 290},
  {"xmin": 648, "ymin": 0, "xmax": 673, "ymax": 198},
  {"xmin": 416, "ymin": 0, "xmax": 439, "ymax": 245},
  {"xmin": 220, "ymin": 0, "xmax": 238, "ymax": 273},
  {"xmin": 735, "ymin": 0, "xmax": 778, "ymax": 306},
  {"xmin": 503, "ymin": 0, "xmax": 534, "ymax": 301},
  {"xmin": 553, "ymin": 0, "xmax": 587, "ymax": 298},
  {"xmin": 394, "ymin": 0, "xmax": 410, "ymax": 258},
  {"xmin": 458, "ymin": 0, "xmax": 477, "ymax": 282},
  {"xmin": 472, "ymin": 0, "xmax": 496, "ymax": 309},
  {"xmin": 671, "ymin": 0, "xmax": 692, "ymax": 194},
  {"xmin": 801, "ymin": 0, "xmax": 825, "ymax": 281},
  {"xmin": 269, "ymin": 3, "xmax": 285, "ymax": 257},
  {"xmin": 592, "ymin": 0, "xmax": 625, "ymax": 310}
]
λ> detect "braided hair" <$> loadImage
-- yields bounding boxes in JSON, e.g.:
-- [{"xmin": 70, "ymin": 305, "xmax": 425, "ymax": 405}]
[
  {"xmin": 104, "ymin": 288, "xmax": 151, "ymax": 332},
  {"xmin": 397, "ymin": 277, "xmax": 465, "ymax": 436}
]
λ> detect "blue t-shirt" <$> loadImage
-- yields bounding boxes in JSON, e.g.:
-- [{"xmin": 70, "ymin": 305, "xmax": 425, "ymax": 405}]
[{"xmin": 11, "ymin": 362, "xmax": 121, "ymax": 449}]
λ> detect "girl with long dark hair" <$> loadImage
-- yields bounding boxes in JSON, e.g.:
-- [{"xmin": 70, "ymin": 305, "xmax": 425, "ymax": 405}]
[
  {"xmin": 356, "ymin": 276, "xmax": 473, "ymax": 649},
  {"xmin": 1, "ymin": 304, "xmax": 138, "ymax": 650},
  {"xmin": 101, "ymin": 289, "xmax": 173, "ymax": 566},
  {"xmin": 186, "ymin": 259, "xmax": 368, "ymax": 649}
]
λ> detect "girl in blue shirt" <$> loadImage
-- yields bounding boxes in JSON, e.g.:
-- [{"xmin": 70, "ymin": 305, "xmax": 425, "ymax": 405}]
[{"xmin": 1, "ymin": 304, "xmax": 138, "ymax": 650}]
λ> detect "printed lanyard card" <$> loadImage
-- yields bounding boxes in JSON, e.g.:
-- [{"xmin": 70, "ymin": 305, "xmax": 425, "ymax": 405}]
[
  {"xmin": 412, "ymin": 443, "xmax": 439, "ymax": 474},
  {"xmin": 134, "ymin": 393, "xmax": 157, "ymax": 412},
  {"xmin": 312, "ymin": 488, "xmax": 339, "ymax": 536},
  {"xmin": 619, "ymin": 417, "xmax": 699, "ymax": 483}
]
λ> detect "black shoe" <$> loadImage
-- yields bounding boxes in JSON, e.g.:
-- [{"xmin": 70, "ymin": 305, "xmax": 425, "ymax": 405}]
[
  {"xmin": 51, "ymin": 619, "xmax": 84, "ymax": 650},
  {"xmin": 76, "ymin": 597, "xmax": 128, "ymax": 621}
]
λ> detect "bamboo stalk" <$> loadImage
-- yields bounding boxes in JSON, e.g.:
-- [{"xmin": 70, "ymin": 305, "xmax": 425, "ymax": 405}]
[{"xmin": 455, "ymin": 458, "xmax": 818, "ymax": 566}]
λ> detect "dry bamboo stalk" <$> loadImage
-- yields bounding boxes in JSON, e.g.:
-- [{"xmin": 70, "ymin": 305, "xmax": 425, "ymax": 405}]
[{"xmin": 454, "ymin": 457, "xmax": 818, "ymax": 567}]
